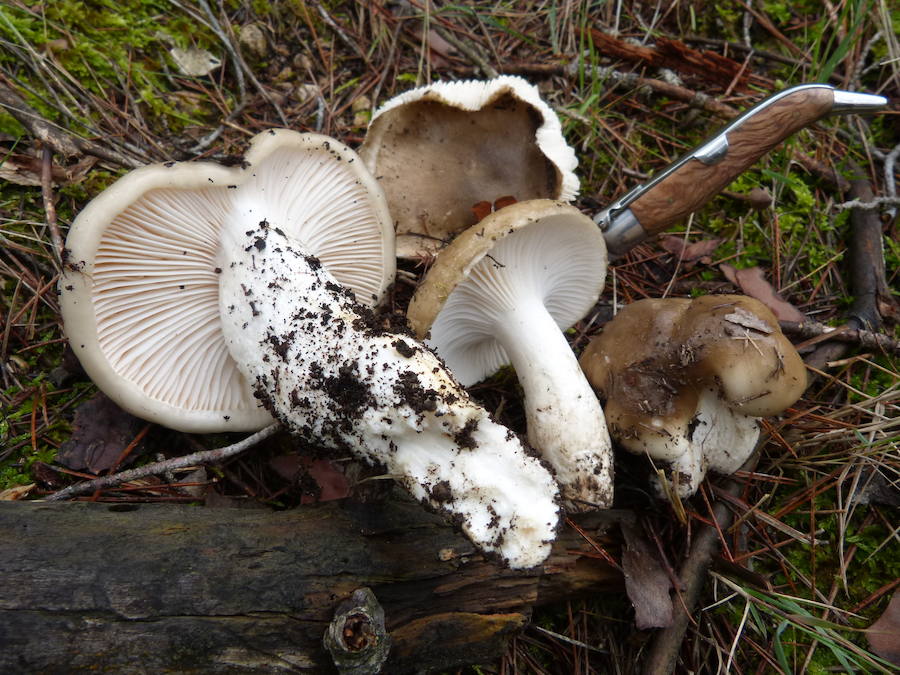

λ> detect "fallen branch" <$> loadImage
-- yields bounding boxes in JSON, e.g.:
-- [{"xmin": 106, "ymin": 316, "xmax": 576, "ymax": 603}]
[
  {"xmin": 779, "ymin": 320, "xmax": 900, "ymax": 355},
  {"xmin": 642, "ymin": 453, "xmax": 759, "ymax": 674},
  {"xmin": 39, "ymin": 145, "xmax": 63, "ymax": 267},
  {"xmin": 804, "ymin": 178, "xmax": 897, "ymax": 371},
  {"xmin": 453, "ymin": 61, "xmax": 740, "ymax": 118},
  {"xmin": 588, "ymin": 30, "xmax": 772, "ymax": 91},
  {"xmin": 834, "ymin": 196, "xmax": 900, "ymax": 211},
  {"xmin": 0, "ymin": 499, "xmax": 623, "ymax": 673},
  {"xmin": 46, "ymin": 423, "xmax": 281, "ymax": 501},
  {"xmin": 845, "ymin": 178, "xmax": 896, "ymax": 330}
]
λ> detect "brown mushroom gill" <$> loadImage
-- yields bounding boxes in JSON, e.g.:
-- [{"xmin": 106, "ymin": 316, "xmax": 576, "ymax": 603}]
[{"xmin": 365, "ymin": 96, "xmax": 558, "ymax": 243}]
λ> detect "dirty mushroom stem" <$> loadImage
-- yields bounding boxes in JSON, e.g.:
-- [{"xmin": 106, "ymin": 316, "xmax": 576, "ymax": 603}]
[{"xmin": 216, "ymin": 216, "xmax": 561, "ymax": 569}]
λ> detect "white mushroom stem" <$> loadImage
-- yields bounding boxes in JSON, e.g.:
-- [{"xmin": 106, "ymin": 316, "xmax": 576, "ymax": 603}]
[
  {"xmin": 216, "ymin": 220, "xmax": 561, "ymax": 569},
  {"xmin": 653, "ymin": 389, "xmax": 761, "ymax": 498},
  {"xmin": 493, "ymin": 299, "xmax": 614, "ymax": 511}
]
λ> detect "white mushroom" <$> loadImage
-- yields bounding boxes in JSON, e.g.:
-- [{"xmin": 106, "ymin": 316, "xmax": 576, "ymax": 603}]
[
  {"xmin": 579, "ymin": 295, "xmax": 808, "ymax": 498},
  {"xmin": 359, "ymin": 75, "xmax": 579, "ymax": 257},
  {"xmin": 60, "ymin": 130, "xmax": 394, "ymax": 432},
  {"xmin": 61, "ymin": 131, "xmax": 562, "ymax": 568},
  {"xmin": 408, "ymin": 199, "xmax": 613, "ymax": 512}
]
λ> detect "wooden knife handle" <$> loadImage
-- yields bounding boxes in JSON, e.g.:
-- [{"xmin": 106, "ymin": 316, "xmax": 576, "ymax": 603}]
[{"xmin": 629, "ymin": 86, "xmax": 835, "ymax": 235}]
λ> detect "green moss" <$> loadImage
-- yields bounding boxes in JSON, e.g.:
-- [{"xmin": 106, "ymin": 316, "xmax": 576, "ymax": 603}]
[
  {"xmin": 848, "ymin": 354, "xmax": 900, "ymax": 403},
  {"xmin": 762, "ymin": 1, "xmax": 792, "ymax": 24},
  {"xmin": 0, "ymin": 0, "xmax": 223, "ymax": 138},
  {"xmin": 0, "ymin": 109, "xmax": 26, "ymax": 136},
  {"xmin": 0, "ymin": 368, "xmax": 94, "ymax": 491}
]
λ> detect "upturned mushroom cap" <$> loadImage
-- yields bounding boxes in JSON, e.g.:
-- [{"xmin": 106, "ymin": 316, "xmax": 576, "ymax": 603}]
[
  {"xmin": 359, "ymin": 75, "xmax": 579, "ymax": 258},
  {"xmin": 408, "ymin": 199, "xmax": 605, "ymax": 384},
  {"xmin": 579, "ymin": 295, "xmax": 807, "ymax": 497},
  {"xmin": 60, "ymin": 130, "xmax": 394, "ymax": 433},
  {"xmin": 408, "ymin": 199, "xmax": 614, "ymax": 511}
]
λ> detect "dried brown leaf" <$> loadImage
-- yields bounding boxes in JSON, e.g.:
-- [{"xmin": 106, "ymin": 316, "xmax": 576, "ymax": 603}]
[
  {"xmin": 850, "ymin": 468, "xmax": 900, "ymax": 507},
  {"xmin": 660, "ymin": 236, "xmax": 722, "ymax": 266},
  {"xmin": 426, "ymin": 29, "xmax": 458, "ymax": 60},
  {"xmin": 472, "ymin": 196, "xmax": 518, "ymax": 223},
  {"xmin": 493, "ymin": 195, "xmax": 518, "ymax": 211},
  {"xmin": 723, "ymin": 307, "xmax": 774, "ymax": 334},
  {"xmin": 169, "ymin": 46, "xmax": 221, "ymax": 77},
  {"xmin": 0, "ymin": 154, "xmax": 96, "ymax": 187},
  {"xmin": 720, "ymin": 264, "xmax": 806, "ymax": 322},
  {"xmin": 471, "ymin": 200, "xmax": 493, "ymax": 222},
  {"xmin": 0, "ymin": 484, "xmax": 35, "ymax": 500},
  {"xmin": 621, "ymin": 522, "xmax": 673, "ymax": 629},
  {"xmin": 0, "ymin": 159, "xmax": 42, "ymax": 186},
  {"xmin": 269, "ymin": 455, "xmax": 349, "ymax": 503},
  {"xmin": 57, "ymin": 393, "xmax": 148, "ymax": 473},
  {"xmin": 867, "ymin": 592, "xmax": 900, "ymax": 665},
  {"xmin": 304, "ymin": 458, "xmax": 350, "ymax": 503}
]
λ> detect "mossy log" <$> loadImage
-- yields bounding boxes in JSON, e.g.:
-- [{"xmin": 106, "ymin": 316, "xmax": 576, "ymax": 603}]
[{"xmin": 0, "ymin": 499, "xmax": 622, "ymax": 673}]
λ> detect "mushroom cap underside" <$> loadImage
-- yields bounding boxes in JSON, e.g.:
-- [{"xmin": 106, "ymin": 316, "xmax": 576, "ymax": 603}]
[
  {"xmin": 60, "ymin": 130, "xmax": 394, "ymax": 432},
  {"xmin": 360, "ymin": 76, "xmax": 579, "ymax": 257},
  {"xmin": 408, "ymin": 199, "xmax": 607, "ymax": 386}
]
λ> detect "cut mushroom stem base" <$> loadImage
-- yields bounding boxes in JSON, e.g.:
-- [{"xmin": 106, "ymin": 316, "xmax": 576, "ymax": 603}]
[
  {"xmin": 494, "ymin": 299, "xmax": 614, "ymax": 511},
  {"xmin": 217, "ymin": 221, "xmax": 561, "ymax": 569}
]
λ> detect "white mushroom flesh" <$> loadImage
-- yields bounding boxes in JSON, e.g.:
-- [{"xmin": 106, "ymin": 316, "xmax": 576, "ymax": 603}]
[
  {"xmin": 643, "ymin": 388, "xmax": 761, "ymax": 497},
  {"xmin": 217, "ymin": 216, "xmax": 561, "ymax": 569}
]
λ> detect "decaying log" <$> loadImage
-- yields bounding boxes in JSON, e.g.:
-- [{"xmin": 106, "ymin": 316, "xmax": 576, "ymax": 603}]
[{"xmin": 0, "ymin": 498, "xmax": 623, "ymax": 673}]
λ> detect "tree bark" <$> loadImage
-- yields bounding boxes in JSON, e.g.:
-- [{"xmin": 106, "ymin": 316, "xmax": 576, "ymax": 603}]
[{"xmin": 0, "ymin": 498, "xmax": 622, "ymax": 673}]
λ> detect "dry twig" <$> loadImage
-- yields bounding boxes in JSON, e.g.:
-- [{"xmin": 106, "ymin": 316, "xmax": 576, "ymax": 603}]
[
  {"xmin": 46, "ymin": 424, "xmax": 281, "ymax": 501},
  {"xmin": 0, "ymin": 80, "xmax": 141, "ymax": 168}
]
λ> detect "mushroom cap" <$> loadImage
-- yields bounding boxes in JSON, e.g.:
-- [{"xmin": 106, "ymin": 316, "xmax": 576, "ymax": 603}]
[
  {"xmin": 578, "ymin": 298, "xmax": 698, "ymax": 461},
  {"xmin": 60, "ymin": 130, "xmax": 394, "ymax": 433},
  {"xmin": 359, "ymin": 75, "xmax": 579, "ymax": 257},
  {"xmin": 673, "ymin": 295, "xmax": 807, "ymax": 416},
  {"xmin": 407, "ymin": 199, "xmax": 607, "ymax": 386},
  {"xmin": 579, "ymin": 295, "xmax": 807, "ymax": 489}
]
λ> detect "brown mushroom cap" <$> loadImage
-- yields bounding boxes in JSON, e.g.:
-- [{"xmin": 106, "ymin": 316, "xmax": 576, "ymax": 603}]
[
  {"xmin": 580, "ymin": 295, "xmax": 806, "ymax": 419},
  {"xmin": 673, "ymin": 295, "xmax": 807, "ymax": 416},
  {"xmin": 579, "ymin": 298, "xmax": 695, "ymax": 461},
  {"xmin": 360, "ymin": 76, "xmax": 578, "ymax": 258},
  {"xmin": 579, "ymin": 295, "xmax": 807, "ymax": 493}
]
